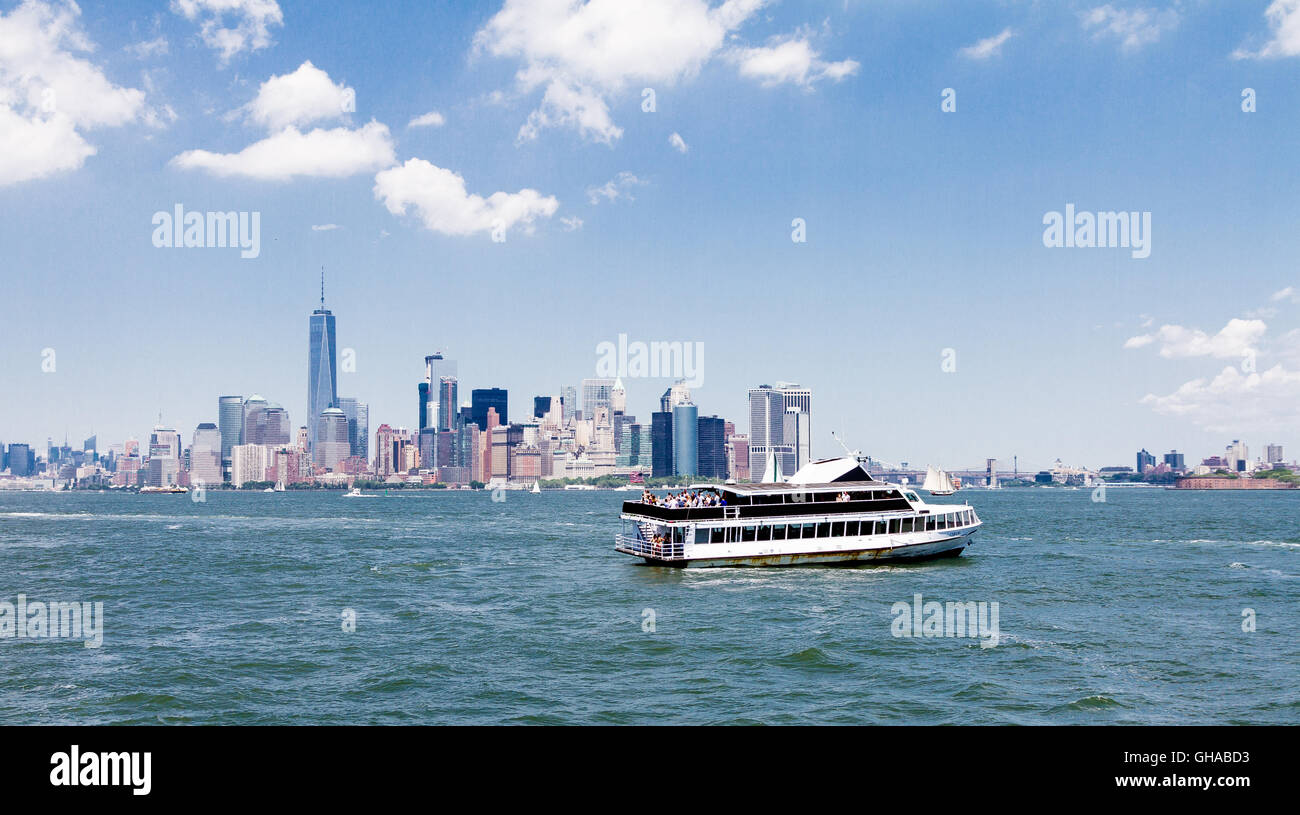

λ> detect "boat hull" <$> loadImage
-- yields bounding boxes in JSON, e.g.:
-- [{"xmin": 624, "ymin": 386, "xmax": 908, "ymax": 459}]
[{"xmin": 621, "ymin": 530, "xmax": 976, "ymax": 568}]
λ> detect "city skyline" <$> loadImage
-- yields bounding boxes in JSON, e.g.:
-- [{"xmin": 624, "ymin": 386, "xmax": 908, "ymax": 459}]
[{"xmin": 4, "ymin": 1, "xmax": 1300, "ymax": 470}]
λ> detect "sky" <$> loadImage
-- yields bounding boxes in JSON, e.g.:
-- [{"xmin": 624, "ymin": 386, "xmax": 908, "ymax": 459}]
[{"xmin": 2, "ymin": 0, "xmax": 1300, "ymax": 473}]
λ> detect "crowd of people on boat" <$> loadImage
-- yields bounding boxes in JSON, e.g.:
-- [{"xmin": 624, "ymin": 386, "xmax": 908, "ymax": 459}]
[{"xmin": 641, "ymin": 489, "xmax": 725, "ymax": 508}]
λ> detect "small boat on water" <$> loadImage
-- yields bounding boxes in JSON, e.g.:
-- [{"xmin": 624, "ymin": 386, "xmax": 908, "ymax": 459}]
[
  {"xmin": 922, "ymin": 465, "xmax": 957, "ymax": 496},
  {"xmin": 342, "ymin": 487, "xmax": 364, "ymax": 498},
  {"xmin": 615, "ymin": 456, "xmax": 981, "ymax": 567},
  {"xmin": 531, "ymin": 482, "xmax": 541, "ymax": 494},
  {"xmin": 140, "ymin": 485, "xmax": 188, "ymax": 494}
]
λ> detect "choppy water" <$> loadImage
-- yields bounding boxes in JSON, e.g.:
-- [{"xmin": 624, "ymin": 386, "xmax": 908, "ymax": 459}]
[{"xmin": 0, "ymin": 488, "xmax": 1295, "ymax": 724}]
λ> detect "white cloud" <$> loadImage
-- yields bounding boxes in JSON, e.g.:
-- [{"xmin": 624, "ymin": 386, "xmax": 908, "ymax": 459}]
[
  {"xmin": 726, "ymin": 35, "xmax": 860, "ymax": 87},
  {"xmin": 172, "ymin": 0, "xmax": 283, "ymax": 62},
  {"xmin": 127, "ymin": 36, "xmax": 169, "ymax": 59},
  {"xmin": 0, "ymin": 0, "xmax": 151, "ymax": 185},
  {"xmin": 668, "ymin": 131, "xmax": 688, "ymax": 153},
  {"xmin": 244, "ymin": 61, "xmax": 353, "ymax": 131},
  {"xmin": 173, "ymin": 62, "xmax": 394, "ymax": 181},
  {"xmin": 408, "ymin": 110, "xmax": 445, "ymax": 128},
  {"xmin": 1139, "ymin": 364, "xmax": 1300, "ymax": 432},
  {"xmin": 474, "ymin": 0, "xmax": 854, "ymax": 143},
  {"xmin": 1123, "ymin": 318, "xmax": 1266, "ymax": 359},
  {"xmin": 373, "ymin": 158, "xmax": 558, "ymax": 237},
  {"xmin": 311, "ymin": 223, "xmax": 339, "ymax": 231},
  {"xmin": 1233, "ymin": 0, "xmax": 1300, "ymax": 59},
  {"xmin": 1270, "ymin": 285, "xmax": 1298, "ymax": 302},
  {"xmin": 586, "ymin": 171, "xmax": 644, "ymax": 204},
  {"xmin": 560, "ymin": 215, "xmax": 583, "ymax": 231},
  {"xmin": 959, "ymin": 28, "xmax": 1014, "ymax": 60},
  {"xmin": 518, "ymin": 80, "xmax": 620, "ymax": 144},
  {"xmin": 1082, "ymin": 5, "xmax": 1178, "ymax": 50},
  {"xmin": 171, "ymin": 121, "xmax": 395, "ymax": 180}
]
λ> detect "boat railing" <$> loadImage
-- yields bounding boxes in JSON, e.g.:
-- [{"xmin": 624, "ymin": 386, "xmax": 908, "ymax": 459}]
[{"xmin": 614, "ymin": 534, "xmax": 685, "ymax": 561}]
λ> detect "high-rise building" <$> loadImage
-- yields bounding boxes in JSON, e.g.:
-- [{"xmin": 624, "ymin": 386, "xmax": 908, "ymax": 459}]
[
  {"xmin": 1266, "ymin": 444, "xmax": 1283, "ymax": 465},
  {"xmin": 7, "ymin": 443, "xmax": 32, "ymax": 477},
  {"xmin": 338, "ymin": 398, "xmax": 368, "ymax": 461},
  {"xmin": 748, "ymin": 383, "xmax": 812, "ymax": 474},
  {"xmin": 728, "ymin": 432, "xmax": 750, "ymax": 482},
  {"xmin": 421, "ymin": 353, "xmax": 456, "ymax": 432},
  {"xmin": 533, "ymin": 396, "xmax": 552, "ymax": 419},
  {"xmin": 651, "ymin": 412, "xmax": 673, "ymax": 477},
  {"xmin": 438, "ymin": 377, "xmax": 458, "ymax": 433},
  {"xmin": 560, "ymin": 385, "xmax": 576, "ymax": 425},
  {"xmin": 315, "ymin": 408, "xmax": 351, "ymax": 472},
  {"xmin": 417, "ymin": 382, "xmax": 431, "ymax": 431},
  {"xmin": 231, "ymin": 443, "xmax": 268, "ymax": 487},
  {"xmin": 218, "ymin": 395, "xmax": 244, "ymax": 482},
  {"xmin": 1136, "ymin": 449, "xmax": 1156, "ymax": 474},
  {"xmin": 986, "ymin": 458, "xmax": 999, "ymax": 488},
  {"xmin": 1225, "ymin": 440, "xmax": 1249, "ymax": 473},
  {"xmin": 697, "ymin": 415, "xmax": 727, "ymax": 479},
  {"xmin": 1163, "ymin": 450, "xmax": 1185, "ymax": 471},
  {"xmin": 190, "ymin": 424, "xmax": 222, "ymax": 485},
  {"xmin": 672, "ymin": 403, "xmax": 698, "ymax": 477},
  {"xmin": 582, "ymin": 378, "xmax": 616, "ymax": 418},
  {"xmin": 308, "ymin": 274, "xmax": 338, "ymax": 453},
  {"xmin": 471, "ymin": 388, "xmax": 508, "ymax": 431}
]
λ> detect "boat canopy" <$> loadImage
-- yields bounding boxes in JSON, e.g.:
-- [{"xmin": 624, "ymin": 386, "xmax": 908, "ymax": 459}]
[{"xmin": 786, "ymin": 457, "xmax": 875, "ymax": 485}]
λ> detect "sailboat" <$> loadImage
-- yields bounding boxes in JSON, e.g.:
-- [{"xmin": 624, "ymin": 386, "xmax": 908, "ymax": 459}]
[
  {"xmin": 531, "ymin": 482, "xmax": 541, "ymax": 494},
  {"xmin": 760, "ymin": 450, "xmax": 785, "ymax": 483},
  {"xmin": 923, "ymin": 465, "xmax": 956, "ymax": 496}
]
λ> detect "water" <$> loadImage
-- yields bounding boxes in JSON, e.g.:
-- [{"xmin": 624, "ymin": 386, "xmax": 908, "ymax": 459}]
[{"xmin": 0, "ymin": 488, "xmax": 1295, "ymax": 724}]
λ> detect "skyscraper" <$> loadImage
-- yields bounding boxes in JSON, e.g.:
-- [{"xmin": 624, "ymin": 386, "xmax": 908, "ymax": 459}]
[
  {"xmin": 582, "ymin": 378, "xmax": 616, "ymax": 418},
  {"xmin": 308, "ymin": 273, "xmax": 338, "ymax": 454},
  {"xmin": 1266, "ymin": 444, "xmax": 1283, "ymax": 465},
  {"xmin": 471, "ymin": 388, "xmax": 508, "ymax": 431},
  {"xmin": 316, "ymin": 407, "xmax": 350, "ymax": 472},
  {"xmin": 749, "ymin": 383, "xmax": 812, "ymax": 474},
  {"xmin": 218, "ymin": 395, "xmax": 244, "ymax": 482},
  {"xmin": 697, "ymin": 415, "xmax": 726, "ymax": 479},
  {"xmin": 560, "ymin": 385, "xmax": 576, "ymax": 424},
  {"xmin": 339, "ymin": 398, "xmax": 369, "ymax": 461},
  {"xmin": 438, "ymin": 377, "xmax": 458, "ymax": 432},
  {"xmin": 190, "ymin": 423, "xmax": 222, "ymax": 485},
  {"xmin": 533, "ymin": 396, "xmax": 552, "ymax": 419},
  {"xmin": 672, "ymin": 402, "xmax": 698, "ymax": 477},
  {"xmin": 1136, "ymin": 449, "xmax": 1156, "ymax": 474},
  {"xmin": 651, "ymin": 412, "xmax": 673, "ymax": 477}
]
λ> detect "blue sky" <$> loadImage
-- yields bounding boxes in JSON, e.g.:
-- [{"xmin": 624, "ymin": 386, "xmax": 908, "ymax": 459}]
[{"xmin": 3, "ymin": 0, "xmax": 1300, "ymax": 471}]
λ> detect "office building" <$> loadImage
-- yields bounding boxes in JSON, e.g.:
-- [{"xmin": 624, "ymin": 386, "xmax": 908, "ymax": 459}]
[
  {"xmin": 1266, "ymin": 444, "xmax": 1283, "ymax": 465},
  {"xmin": 338, "ymin": 398, "xmax": 369, "ymax": 461},
  {"xmin": 697, "ymin": 415, "xmax": 727, "ymax": 479},
  {"xmin": 308, "ymin": 275, "xmax": 338, "ymax": 453},
  {"xmin": 218, "ymin": 395, "xmax": 244, "ymax": 482},
  {"xmin": 651, "ymin": 412, "xmax": 673, "ymax": 478},
  {"xmin": 1136, "ymin": 449, "xmax": 1156, "ymax": 474},
  {"xmin": 190, "ymin": 423, "xmax": 222, "ymax": 486},
  {"xmin": 315, "ymin": 407, "xmax": 351, "ymax": 472},
  {"xmin": 672, "ymin": 402, "xmax": 698, "ymax": 477},
  {"xmin": 471, "ymin": 388, "xmax": 508, "ymax": 431},
  {"xmin": 1163, "ymin": 450, "xmax": 1185, "ymax": 471},
  {"xmin": 582, "ymin": 378, "xmax": 616, "ymax": 418}
]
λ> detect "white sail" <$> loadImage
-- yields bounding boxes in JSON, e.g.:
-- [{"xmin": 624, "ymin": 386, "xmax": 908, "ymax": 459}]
[
  {"xmin": 922, "ymin": 465, "xmax": 942, "ymax": 491},
  {"xmin": 936, "ymin": 468, "xmax": 955, "ymax": 493},
  {"xmin": 761, "ymin": 450, "xmax": 785, "ymax": 483}
]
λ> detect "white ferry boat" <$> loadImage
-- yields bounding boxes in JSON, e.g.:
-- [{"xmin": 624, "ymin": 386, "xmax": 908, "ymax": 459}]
[{"xmin": 615, "ymin": 457, "xmax": 981, "ymax": 567}]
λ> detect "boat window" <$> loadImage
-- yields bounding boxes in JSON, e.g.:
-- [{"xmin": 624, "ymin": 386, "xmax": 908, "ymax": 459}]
[
  {"xmin": 888, "ymin": 518, "xmax": 901, "ymax": 534},
  {"xmin": 757, "ymin": 525, "xmax": 771, "ymax": 542},
  {"xmin": 742, "ymin": 526, "xmax": 756, "ymax": 542},
  {"xmin": 926, "ymin": 516, "xmax": 935, "ymax": 531},
  {"xmin": 801, "ymin": 523, "xmax": 816, "ymax": 539},
  {"xmin": 832, "ymin": 521, "xmax": 845, "ymax": 537},
  {"xmin": 903, "ymin": 518, "xmax": 915, "ymax": 533},
  {"xmin": 772, "ymin": 524, "xmax": 786, "ymax": 540},
  {"xmin": 845, "ymin": 521, "xmax": 858, "ymax": 536},
  {"xmin": 816, "ymin": 522, "xmax": 831, "ymax": 538},
  {"xmin": 905, "ymin": 492, "xmax": 920, "ymax": 503},
  {"xmin": 696, "ymin": 527, "xmax": 710, "ymax": 544},
  {"xmin": 672, "ymin": 527, "xmax": 683, "ymax": 543}
]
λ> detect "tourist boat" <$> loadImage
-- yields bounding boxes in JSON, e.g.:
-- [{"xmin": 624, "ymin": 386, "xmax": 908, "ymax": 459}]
[
  {"xmin": 140, "ymin": 485, "xmax": 188, "ymax": 494},
  {"xmin": 615, "ymin": 457, "xmax": 981, "ymax": 567},
  {"xmin": 922, "ymin": 465, "xmax": 956, "ymax": 496}
]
